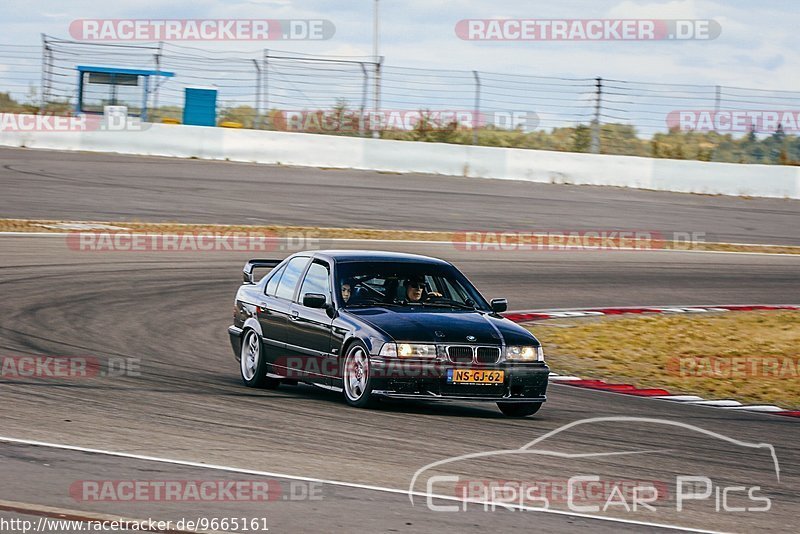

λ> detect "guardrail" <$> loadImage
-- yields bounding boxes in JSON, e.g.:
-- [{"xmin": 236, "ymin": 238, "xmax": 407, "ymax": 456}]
[{"xmin": 1, "ymin": 114, "xmax": 797, "ymax": 199}]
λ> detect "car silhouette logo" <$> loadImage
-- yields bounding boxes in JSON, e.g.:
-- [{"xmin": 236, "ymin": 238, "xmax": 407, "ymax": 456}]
[
  {"xmin": 408, "ymin": 416, "xmax": 782, "ymax": 508},
  {"xmin": 466, "ymin": 335, "xmax": 477, "ymax": 342}
]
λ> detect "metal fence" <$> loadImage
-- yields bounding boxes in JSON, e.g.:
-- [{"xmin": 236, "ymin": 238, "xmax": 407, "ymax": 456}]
[{"xmin": 2, "ymin": 35, "xmax": 800, "ymax": 155}]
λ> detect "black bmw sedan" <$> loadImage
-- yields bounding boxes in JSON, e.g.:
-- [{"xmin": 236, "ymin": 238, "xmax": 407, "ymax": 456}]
[{"xmin": 228, "ymin": 251, "xmax": 549, "ymax": 417}]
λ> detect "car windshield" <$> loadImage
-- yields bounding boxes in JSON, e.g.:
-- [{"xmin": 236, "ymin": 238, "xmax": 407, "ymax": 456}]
[{"xmin": 336, "ymin": 261, "xmax": 490, "ymax": 310}]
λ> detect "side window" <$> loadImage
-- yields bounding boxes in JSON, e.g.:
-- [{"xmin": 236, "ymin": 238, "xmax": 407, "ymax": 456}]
[
  {"xmin": 265, "ymin": 264, "xmax": 286, "ymax": 296},
  {"xmin": 299, "ymin": 262, "xmax": 331, "ymax": 304},
  {"xmin": 275, "ymin": 257, "xmax": 310, "ymax": 300}
]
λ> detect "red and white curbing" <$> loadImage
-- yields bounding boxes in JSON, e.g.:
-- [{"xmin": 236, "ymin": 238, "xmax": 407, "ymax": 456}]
[
  {"xmin": 503, "ymin": 304, "xmax": 800, "ymax": 323},
  {"xmin": 503, "ymin": 304, "xmax": 800, "ymax": 419}
]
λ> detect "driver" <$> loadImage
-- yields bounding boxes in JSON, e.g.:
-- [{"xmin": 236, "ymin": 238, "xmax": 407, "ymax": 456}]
[{"xmin": 403, "ymin": 275, "xmax": 441, "ymax": 303}]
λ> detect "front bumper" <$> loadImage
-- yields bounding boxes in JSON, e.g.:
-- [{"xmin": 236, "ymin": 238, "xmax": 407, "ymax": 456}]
[{"xmin": 368, "ymin": 357, "xmax": 549, "ymax": 402}]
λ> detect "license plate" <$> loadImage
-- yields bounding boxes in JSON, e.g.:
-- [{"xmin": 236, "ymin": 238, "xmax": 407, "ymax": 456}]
[{"xmin": 447, "ymin": 369, "xmax": 505, "ymax": 384}]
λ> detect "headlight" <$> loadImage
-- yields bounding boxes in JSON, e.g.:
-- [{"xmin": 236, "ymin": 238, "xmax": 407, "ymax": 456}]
[
  {"xmin": 506, "ymin": 345, "xmax": 544, "ymax": 362},
  {"xmin": 379, "ymin": 342, "xmax": 437, "ymax": 358},
  {"xmin": 379, "ymin": 343, "xmax": 397, "ymax": 357}
]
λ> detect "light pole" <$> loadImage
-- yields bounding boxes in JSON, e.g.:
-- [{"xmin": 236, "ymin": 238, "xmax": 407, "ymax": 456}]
[
  {"xmin": 373, "ymin": 0, "xmax": 379, "ymax": 63},
  {"xmin": 372, "ymin": 0, "xmax": 381, "ymax": 138}
]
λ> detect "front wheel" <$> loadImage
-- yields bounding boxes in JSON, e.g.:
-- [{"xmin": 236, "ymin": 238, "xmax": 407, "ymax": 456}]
[
  {"xmin": 497, "ymin": 402, "xmax": 542, "ymax": 417},
  {"xmin": 342, "ymin": 342, "xmax": 376, "ymax": 408},
  {"xmin": 240, "ymin": 329, "xmax": 280, "ymax": 389}
]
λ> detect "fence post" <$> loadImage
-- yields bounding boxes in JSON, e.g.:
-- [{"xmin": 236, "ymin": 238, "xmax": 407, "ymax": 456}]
[
  {"xmin": 268, "ymin": 48, "xmax": 271, "ymax": 129},
  {"xmin": 359, "ymin": 63, "xmax": 368, "ymax": 136},
  {"xmin": 39, "ymin": 33, "xmax": 50, "ymax": 114},
  {"xmin": 253, "ymin": 59, "xmax": 262, "ymax": 129},
  {"xmin": 372, "ymin": 56, "xmax": 382, "ymax": 138},
  {"xmin": 151, "ymin": 41, "xmax": 163, "ymax": 122},
  {"xmin": 590, "ymin": 76, "xmax": 602, "ymax": 154},
  {"xmin": 472, "ymin": 70, "xmax": 480, "ymax": 146}
]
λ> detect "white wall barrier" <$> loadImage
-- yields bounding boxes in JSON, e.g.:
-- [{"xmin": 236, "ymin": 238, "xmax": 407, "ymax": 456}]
[{"xmin": 0, "ymin": 113, "xmax": 798, "ymax": 199}]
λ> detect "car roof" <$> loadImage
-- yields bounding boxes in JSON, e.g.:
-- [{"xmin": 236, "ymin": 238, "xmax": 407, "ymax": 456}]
[{"xmin": 308, "ymin": 250, "xmax": 452, "ymax": 266}]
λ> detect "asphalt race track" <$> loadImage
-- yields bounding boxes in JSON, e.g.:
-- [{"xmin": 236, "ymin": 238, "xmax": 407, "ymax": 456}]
[
  {"xmin": 0, "ymin": 236, "xmax": 798, "ymax": 533},
  {"xmin": 1, "ymin": 148, "xmax": 799, "ymax": 533},
  {"xmin": 1, "ymin": 146, "xmax": 799, "ymax": 245}
]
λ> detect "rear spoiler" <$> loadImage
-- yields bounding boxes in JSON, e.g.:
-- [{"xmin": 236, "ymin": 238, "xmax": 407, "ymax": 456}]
[{"xmin": 243, "ymin": 259, "xmax": 282, "ymax": 284}]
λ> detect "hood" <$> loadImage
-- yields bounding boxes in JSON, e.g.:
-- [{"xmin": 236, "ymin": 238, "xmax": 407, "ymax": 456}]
[{"xmin": 345, "ymin": 307, "xmax": 538, "ymax": 346}]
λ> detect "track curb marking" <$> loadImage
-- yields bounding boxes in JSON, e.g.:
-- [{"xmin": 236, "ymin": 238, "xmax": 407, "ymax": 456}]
[{"xmin": 503, "ymin": 304, "xmax": 800, "ymax": 323}]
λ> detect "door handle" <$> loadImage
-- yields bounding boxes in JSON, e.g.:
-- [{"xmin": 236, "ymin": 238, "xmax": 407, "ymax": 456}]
[{"xmin": 290, "ymin": 310, "xmax": 300, "ymax": 320}]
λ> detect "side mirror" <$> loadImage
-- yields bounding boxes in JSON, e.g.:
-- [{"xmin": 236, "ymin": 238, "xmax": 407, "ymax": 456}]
[
  {"xmin": 303, "ymin": 293, "xmax": 328, "ymax": 309},
  {"xmin": 490, "ymin": 298, "xmax": 508, "ymax": 313}
]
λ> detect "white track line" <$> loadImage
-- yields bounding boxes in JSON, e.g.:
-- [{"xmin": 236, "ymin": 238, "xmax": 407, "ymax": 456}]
[
  {"xmin": 723, "ymin": 405, "xmax": 786, "ymax": 412},
  {"xmin": 548, "ymin": 376, "xmax": 583, "ymax": 381},
  {"xmin": 0, "ymin": 435, "xmax": 722, "ymax": 534},
  {"xmin": 652, "ymin": 396, "xmax": 705, "ymax": 402},
  {"xmin": 685, "ymin": 400, "xmax": 743, "ymax": 407}
]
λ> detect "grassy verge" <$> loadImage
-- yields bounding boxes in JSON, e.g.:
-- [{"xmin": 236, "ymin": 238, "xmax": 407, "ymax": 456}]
[
  {"xmin": 530, "ymin": 311, "xmax": 800, "ymax": 408},
  {"xmin": 1, "ymin": 218, "xmax": 799, "ymax": 255}
]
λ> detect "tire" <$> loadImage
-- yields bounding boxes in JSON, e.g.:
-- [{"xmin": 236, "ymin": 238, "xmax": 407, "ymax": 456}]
[
  {"xmin": 240, "ymin": 329, "xmax": 280, "ymax": 389},
  {"xmin": 497, "ymin": 402, "xmax": 542, "ymax": 417},
  {"xmin": 342, "ymin": 342, "xmax": 376, "ymax": 408}
]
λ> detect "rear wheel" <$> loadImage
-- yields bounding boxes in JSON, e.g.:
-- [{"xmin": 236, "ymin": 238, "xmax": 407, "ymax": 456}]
[
  {"xmin": 240, "ymin": 329, "xmax": 280, "ymax": 389},
  {"xmin": 497, "ymin": 402, "xmax": 542, "ymax": 417},
  {"xmin": 342, "ymin": 342, "xmax": 376, "ymax": 408}
]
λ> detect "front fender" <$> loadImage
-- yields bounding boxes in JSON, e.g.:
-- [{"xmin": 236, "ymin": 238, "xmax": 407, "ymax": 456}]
[
  {"xmin": 334, "ymin": 311, "xmax": 393, "ymax": 368},
  {"xmin": 341, "ymin": 333, "xmax": 387, "ymax": 357}
]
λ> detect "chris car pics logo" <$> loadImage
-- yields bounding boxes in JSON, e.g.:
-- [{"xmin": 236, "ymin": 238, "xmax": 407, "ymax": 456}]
[{"xmin": 409, "ymin": 417, "xmax": 779, "ymax": 514}]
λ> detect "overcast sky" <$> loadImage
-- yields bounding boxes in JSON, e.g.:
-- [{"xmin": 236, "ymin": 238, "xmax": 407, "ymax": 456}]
[{"xmin": 2, "ymin": 0, "xmax": 798, "ymax": 90}]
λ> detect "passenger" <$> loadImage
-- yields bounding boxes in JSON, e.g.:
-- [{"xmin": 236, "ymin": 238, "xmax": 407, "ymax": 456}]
[{"xmin": 340, "ymin": 279, "xmax": 353, "ymax": 304}]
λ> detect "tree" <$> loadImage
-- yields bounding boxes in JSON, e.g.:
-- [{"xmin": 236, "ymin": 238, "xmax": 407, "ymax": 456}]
[
  {"xmin": 745, "ymin": 125, "xmax": 758, "ymax": 145},
  {"xmin": 572, "ymin": 125, "xmax": 591, "ymax": 152}
]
